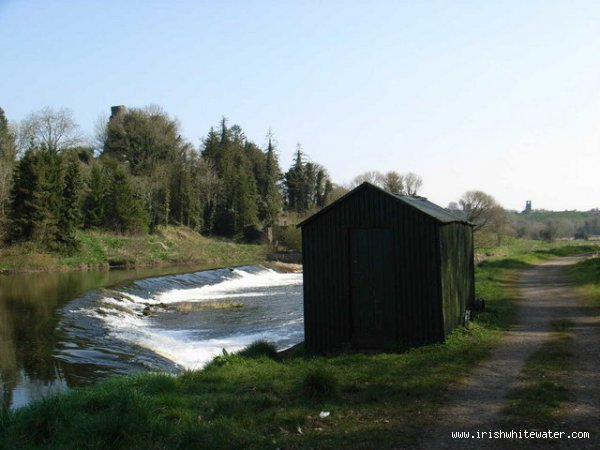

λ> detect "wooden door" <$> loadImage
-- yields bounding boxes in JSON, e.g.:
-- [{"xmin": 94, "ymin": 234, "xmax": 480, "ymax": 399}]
[{"xmin": 349, "ymin": 228, "xmax": 396, "ymax": 349}]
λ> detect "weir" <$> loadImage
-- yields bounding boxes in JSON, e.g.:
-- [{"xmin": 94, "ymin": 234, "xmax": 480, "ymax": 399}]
[{"xmin": 59, "ymin": 266, "xmax": 304, "ymax": 371}]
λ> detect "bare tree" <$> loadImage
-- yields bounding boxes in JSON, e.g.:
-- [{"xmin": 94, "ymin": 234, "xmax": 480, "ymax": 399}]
[
  {"xmin": 404, "ymin": 172, "xmax": 423, "ymax": 195},
  {"xmin": 349, "ymin": 170, "xmax": 385, "ymax": 188},
  {"xmin": 195, "ymin": 157, "xmax": 223, "ymax": 234},
  {"xmin": 326, "ymin": 183, "xmax": 349, "ymax": 204},
  {"xmin": 93, "ymin": 113, "xmax": 109, "ymax": 155},
  {"xmin": 458, "ymin": 190, "xmax": 505, "ymax": 233},
  {"xmin": 0, "ymin": 161, "xmax": 12, "ymax": 218},
  {"xmin": 349, "ymin": 170, "xmax": 423, "ymax": 196},
  {"xmin": 17, "ymin": 106, "xmax": 83, "ymax": 153}
]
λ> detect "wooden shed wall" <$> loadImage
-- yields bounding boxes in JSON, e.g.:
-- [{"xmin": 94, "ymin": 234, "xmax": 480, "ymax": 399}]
[
  {"xmin": 302, "ymin": 186, "xmax": 446, "ymax": 354},
  {"xmin": 439, "ymin": 223, "xmax": 475, "ymax": 335}
]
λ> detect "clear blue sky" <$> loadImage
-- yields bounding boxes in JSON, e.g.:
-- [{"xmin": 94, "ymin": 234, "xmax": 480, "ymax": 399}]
[{"xmin": 2, "ymin": 0, "xmax": 599, "ymax": 211}]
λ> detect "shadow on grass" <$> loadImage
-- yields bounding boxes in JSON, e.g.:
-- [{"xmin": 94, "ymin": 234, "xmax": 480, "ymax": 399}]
[
  {"xmin": 0, "ymin": 326, "xmax": 499, "ymax": 450},
  {"xmin": 478, "ymin": 259, "xmax": 535, "ymax": 270},
  {"xmin": 500, "ymin": 321, "xmax": 573, "ymax": 431}
]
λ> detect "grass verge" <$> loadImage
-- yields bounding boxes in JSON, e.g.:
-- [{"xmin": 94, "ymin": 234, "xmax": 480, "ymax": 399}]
[
  {"xmin": 569, "ymin": 255, "xmax": 600, "ymax": 310},
  {"xmin": 0, "ymin": 241, "xmax": 596, "ymax": 449}
]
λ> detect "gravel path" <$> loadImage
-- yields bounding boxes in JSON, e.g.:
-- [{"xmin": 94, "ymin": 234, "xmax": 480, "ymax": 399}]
[{"xmin": 417, "ymin": 256, "xmax": 599, "ymax": 450}]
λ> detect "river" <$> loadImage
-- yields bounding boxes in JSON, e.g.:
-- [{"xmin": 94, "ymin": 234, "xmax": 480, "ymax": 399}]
[{"xmin": 0, "ymin": 265, "xmax": 303, "ymax": 409}]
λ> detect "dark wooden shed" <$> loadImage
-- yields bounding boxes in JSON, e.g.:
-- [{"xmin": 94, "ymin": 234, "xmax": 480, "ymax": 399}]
[{"xmin": 298, "ymin": 182, "xmax": 475, "ymax": 354}]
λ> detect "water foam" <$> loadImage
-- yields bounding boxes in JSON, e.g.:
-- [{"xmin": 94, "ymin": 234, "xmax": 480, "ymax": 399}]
[
  {"xmin": 71, "ymin": 266, "xmax": 303, "ymax": 370},
  {"xmin": 156, "ymin": 267, "xmax": 302, "ymax": 304}
]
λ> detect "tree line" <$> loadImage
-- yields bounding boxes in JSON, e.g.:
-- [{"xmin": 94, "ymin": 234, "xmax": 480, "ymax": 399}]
[
  {"xmin": 6, "ymin": 106, "xmax": 587, "ymax": 254},
  {"xmin": 0, "ymin": 106, "xmax": 339, "ymax": 252}
]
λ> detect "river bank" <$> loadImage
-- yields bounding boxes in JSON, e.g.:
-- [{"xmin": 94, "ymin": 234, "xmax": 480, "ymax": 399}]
[
  {"xmin": 2, "ymin": 241, "xmax": 597, "ymax": 449},
  {"xmin": 0, "ymin": 226, "xmax": 267, "ymax": 274},
  {"xmin": 1, "ymin": 251, "xmax": 510, "ymax": 449},
  {"xmin": 0, "ymin": 263, "xmax": 304, "ymax": 410}
]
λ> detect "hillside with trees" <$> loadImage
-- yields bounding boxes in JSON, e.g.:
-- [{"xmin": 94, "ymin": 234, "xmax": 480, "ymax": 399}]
[
  {"xmin": 0, "ymin": 105, "xmax": 340, "ymax": 261},
  {"xmin": 508, "ymin": 209, "xmax": 600, "ymax": 241}
]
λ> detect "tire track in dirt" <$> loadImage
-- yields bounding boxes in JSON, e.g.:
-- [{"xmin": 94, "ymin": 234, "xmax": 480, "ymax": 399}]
[{"xmin": 417, "ymin": 256, "xmax": 599, "ymax": 450}]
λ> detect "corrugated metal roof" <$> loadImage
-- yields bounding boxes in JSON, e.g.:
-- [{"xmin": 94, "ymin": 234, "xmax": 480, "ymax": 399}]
[
  {"xmin": 392, "ymin": 194, "xmax": 470, "ymax": 224},
  {"xmin": 298, "ymin": 182, "xmax": 473, "ymax": 227}
]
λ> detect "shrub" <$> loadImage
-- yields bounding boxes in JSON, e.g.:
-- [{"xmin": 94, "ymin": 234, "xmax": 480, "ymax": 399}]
[
  {"xmin": 274, "ymin": 226, "xmax": 302, "ymax": 251},
  {"xmin": 298, "ymin": 367, "xmax": 339, "ymax": 400},
  {"xmin": 237, "ymin": 340, "xmax": 279, "ymax": 360}
]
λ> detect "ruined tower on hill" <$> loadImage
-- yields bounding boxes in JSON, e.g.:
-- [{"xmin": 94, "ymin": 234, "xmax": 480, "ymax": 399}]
[{"xmin": 110, "ymin": 105, "xmax": 126, "ymax": 120}]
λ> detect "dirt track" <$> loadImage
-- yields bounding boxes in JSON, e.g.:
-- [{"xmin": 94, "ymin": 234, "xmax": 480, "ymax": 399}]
[{"xmin": 417, "ymin": 256, "xmax": 600, "ymax": 450}]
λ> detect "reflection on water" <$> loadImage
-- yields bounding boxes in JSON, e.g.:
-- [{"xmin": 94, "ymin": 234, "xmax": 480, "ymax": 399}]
[
  {"xmin": 0, "ymin": 265, "xmax": 304, "ymax": 409},
  {"xmin": 0, "ymin": 266, "xmax": 217, "ymax": 408}
]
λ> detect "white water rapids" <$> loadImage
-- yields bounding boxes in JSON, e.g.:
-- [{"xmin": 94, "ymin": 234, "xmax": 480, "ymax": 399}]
[{"xmin": 58, "ymin": 266, "xmax": 303, "ymax": 372}]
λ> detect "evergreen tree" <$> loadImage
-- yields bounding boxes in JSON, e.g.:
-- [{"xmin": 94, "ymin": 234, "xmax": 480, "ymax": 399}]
[
  {"xmin": 200, "ymin": 127, "xmax": 220, "ymax": 165},
  {"xmin": 201, "ymin": 119, "xmax": 263, "ymax": 238},
  {"xmin": 9, "ymin": 146, "xmax": 63, "ymax": 247},
  {"xmin": 284, "ymin": 145, "xmax": 306, "ymax": 212},
  {"xmin": 175, "ymin": 149, "xmax": 204, "ymax": 230},
  {"xmin": 169, "ymin": 147, "xmax": 207, "ymax": 231},
  {"xmin": 0, "ymin": 107, "xmax": 16, "ymax": 161},
  {"xmin": 283, "ymin": 145, "xmax": 332, "ymax": 213},
  {"xmin": 105, "ymin": 165, "xmax": 149, "ymax": 234},
  {"xmin": 83, "ymin": 163, "xmax": 110, "ymax": 229},
  {"xmin": 231, "ymin": 152, "xmax": 260, "ymax": 236},
  {"xmin": 9, "ymin": 147, "xmax": 40, "ymax": 242},
  {"xmin": 0, "ymin": 107, "xmax": 17, "ymax": 222},
  {"xmin": 195, "ymin": 157, "xmax": 222, "ymax": 235},
  {"xmin": 58, "ymin": 156, "xmax": 82, "ymax": 251},
  {"xmin": 262, "ymin": 136, "xmax": 283, "ymax": 226},
  {"xmin": 219, "ymin": 117, "xmax": 231, "ymax": 145}
]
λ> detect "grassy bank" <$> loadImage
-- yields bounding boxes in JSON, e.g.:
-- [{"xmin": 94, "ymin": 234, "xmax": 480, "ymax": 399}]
[
  {"xmin": 0, "ymin": 240, "xmax": 597, "ymax": 449},
  {"xmin": 0, "ymin": 226, "xmax": 266, "ymax": 273}
]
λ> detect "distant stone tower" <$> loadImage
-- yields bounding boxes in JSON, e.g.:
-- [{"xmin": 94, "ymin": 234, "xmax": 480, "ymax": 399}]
[
  {"xmin": 523, "ymin": 200, "xmax": 532, "ymax": 214},
  {"xmin": 110, "ymin": 105, "xmax": 126, "ymax": 120}
]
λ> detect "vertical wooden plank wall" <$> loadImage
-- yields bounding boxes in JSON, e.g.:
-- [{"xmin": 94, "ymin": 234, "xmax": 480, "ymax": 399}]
[{"xmin": 302, "ymin": 186, "xmax": 452, "ymax": 353}]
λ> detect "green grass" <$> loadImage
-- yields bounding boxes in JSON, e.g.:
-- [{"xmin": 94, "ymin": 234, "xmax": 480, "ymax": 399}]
[
  {"xmin": 501, "ymin": 320, "xmax": 574, "ymax": 432},
  {"xmin": 0, "ymin": 330, "xmax": 500, "ymax": 450},
  {"xmin": 476, "ymin": 237, "xmax": 599, "ymax": 265},
  {"xmin": 474, "ymin": 240, "xmax": 598, "ymax": 330},
  {"xmin": 496, "ymin": 247, "xmax": 599, "ymax": 435},
  {"xmin": 1, "ymin": 239, "xmax": 597, "ymax": 449},
  {"xmin": 569, "ymin": 256, "xmax": 600, "ymax": 310},
  {"xmin": 0, "ymin": 226, "xmax": 266, "ymax": 272}
]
